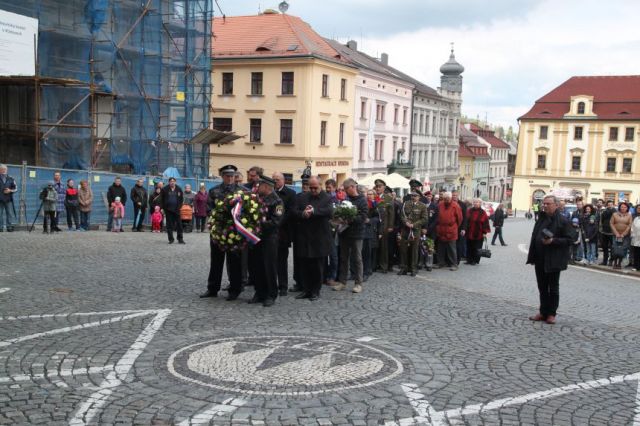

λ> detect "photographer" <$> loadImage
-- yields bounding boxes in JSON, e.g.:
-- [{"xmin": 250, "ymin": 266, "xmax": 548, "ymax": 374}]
[{"xmin": 526, "ymin": 195, "xmax": 576, "ymax": 324}]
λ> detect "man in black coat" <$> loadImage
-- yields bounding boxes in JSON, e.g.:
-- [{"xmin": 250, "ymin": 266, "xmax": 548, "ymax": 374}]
[
  {"xmin": 273, "ymin": 172, "xmax": 296, "ymax": 296},
  {"xmin": 491, "ymin": 203, "xmax": 507, "ymax": 246},
  {"xmin": 292, "ymin": 176, "xmax": 333, "ymax": 301},
  {"xmin": 526, "ymin": 195, "xmax": 576, "ymax": 324},
  {"xmin": 106, "ymin": 177, "xmax": 127, "ymax": 231},
  {"xmin": 130, "ymin": 178, "xmax": 148, "ymax": 232},
  {"xmin": 161, "ymin": 177, "xmax": 184, "ymax": 244}
]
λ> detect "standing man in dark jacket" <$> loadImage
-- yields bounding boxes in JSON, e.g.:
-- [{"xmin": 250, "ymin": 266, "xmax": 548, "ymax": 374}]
[
  {"xmin": 526, "ymin": 195, "xmax": 576, "ymax": 324},
  {"xmin": 106, "ymin": 177, "xmax": 127, "ymax": 231},
  {"xmin": 248, "ymin": 175, "xmax": 284, "ymax": 307},
  {"xmin": 273, "ymin": 172, "xmax": 296, "ymax": 296},
  {"xmin": 0, "ymin": 164, "xmax": 17, "ymax": 232},
  {"xmin": 293, "ymin": 176, "xmax": 333, "ymax": 300},
  {"xmin": 599, "ymin": 199, "xmax": 616, "ymax": 265},
  {"xmin": 333, "ymin": 178, "xmax": 369, "ymax": 294},
  {"xmin": 491, "ymin": 203, "xmax": 507, "ymax": 246},
  {"xmin": 130, "ymin": 178, "xmax": 148, "ymax": 232},
  {"xmin": 161, "ymin": 177, "xmax": 184, "ymax": 244},
  {"xmin": 374, "ymin": 179, "xmax": 395, "ymax": 273}
]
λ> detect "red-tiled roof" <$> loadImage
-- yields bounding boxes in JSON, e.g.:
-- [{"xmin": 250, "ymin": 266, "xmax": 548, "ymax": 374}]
[
  {"xmin": 458, "ymin": 143, "xmax": 474, "ymax": 158},
  {"xmin": 467, "ymin": 125, "xmax": 511, "ymax": 149},
  {"xmin": 212, "ymin": 14, "xmax": 348, "ymax": 64},
  {"xmin": 520, "ymin": 75, "xmax": 640, "ymax": 120}
]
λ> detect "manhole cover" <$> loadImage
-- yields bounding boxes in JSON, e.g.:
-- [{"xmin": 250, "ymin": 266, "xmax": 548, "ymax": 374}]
[{"xmin": 167, "ymin": 336, "xmax": 404, "ymax": 396}]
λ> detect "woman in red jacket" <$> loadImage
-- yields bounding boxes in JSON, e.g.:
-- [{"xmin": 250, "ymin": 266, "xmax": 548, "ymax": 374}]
[
  {"xmin": 435, "ymin": 192, "xmax": 462, "ymax": 270},
  {"xmin": 465, "ymin": 198, "xmax": 491, "ymax": 265}
]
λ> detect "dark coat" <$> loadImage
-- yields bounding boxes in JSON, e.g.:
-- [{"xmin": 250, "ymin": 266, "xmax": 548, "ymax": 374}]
[
  {"xmin": 130, "ymin": 184, "xmax": 148, "ymax": 208},
  {"xmin": 0, "ymin": 174, "xmax": 16, "ymax": 203},
  {"xmin": 293, "ymin": 191, "xmax": 333, "ymax": 258},
  {"xmin": 341, "ymin": 193, "xmax": 368, "ymax": 240},
  {"xmin": 527, "ymin": 210, "xmax": 576, "ymax": 272},
  {"xmin": 107, "ymin": 183, "xmax": 127, "ymax": 205},
  {"xmin": 492, "ymin": 207, "xmax": 505, "ymax": 227},
  {"xmin": 466, "ymin": 207, "xmax": 490, "ymax": 241},
  {"xmin": 275, "ymin": 185, "xmax": 297, "ymax": 247},
  {"xmin": 160, "ymin": 185, "xmax": 184, "ymax": 213},
  {"xmin": 149, "ymin": 189, "xmax": 163, "ymax": 212}
]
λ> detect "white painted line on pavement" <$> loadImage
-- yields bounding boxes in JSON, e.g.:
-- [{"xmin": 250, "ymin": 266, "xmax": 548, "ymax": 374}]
[
  {"xmin": 356, "ymin": 336, "xmax": 379, "ymax": 342},
  {"xmin": 390, "ymin": 373, "xmax": 640, "ymax": 425},
  {"xmin": 69, "ymin": 309, "xmax": 171, "ymax": 425},
  {"xmin": 0, "ymin": 310, "xmax": 148, "ymax": 321},
  {"xmin": 0, "ymin": 365, "xmax": 114, "ymax": 383},
  {"xmin": 0, "ymin": 312, "xmax": 151, "ymax": 347},
  {"xmin": 517, "ymin": 244, "xmax": 640, "ymax": 282},
  {"xmin": 0, "ymin": 288, "xmax": 10, "ymax": 294},
  {"xmin": 176, "ymin": 398, "xmax": 247, "ymax": 425}
]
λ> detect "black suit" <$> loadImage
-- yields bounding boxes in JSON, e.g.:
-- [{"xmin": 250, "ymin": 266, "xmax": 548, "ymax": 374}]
[
  {"xmin": 293, "ymin": 191, "xmax": 333, "ymax": 297},
  {"xmin": 275, "ymin": 185, "xmax": 296, "ymax": 291},
  {"xmin": 250, "ymin": 191, "xmax": 284, "ymax": 302},
  {"xmin": 161, "ymin": 185, "xmax": 184, "ymax": 243}
]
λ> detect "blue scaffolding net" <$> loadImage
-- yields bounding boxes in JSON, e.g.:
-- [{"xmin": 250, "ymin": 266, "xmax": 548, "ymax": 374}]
[{"xmin": 0, "ymin": 0, "xmax": 213, "ymax": 178}]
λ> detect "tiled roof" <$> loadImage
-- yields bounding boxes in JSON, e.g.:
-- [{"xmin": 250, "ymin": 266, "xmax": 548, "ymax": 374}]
[
  {"xmin": 325, "ymin": 39, "xmax": 439, "ymax": 97},
  {"xmin": 467, "ymin": 124, "xmax": 511, "ymax": 149},
  {"xmin": 520, "ymin": 75, "xmax": 640, "ymax": 120},
  {"xmin": 458, "ymin": 143, "xmax": 475, "ymax": 158},
  {"xmin": 212, "ymin": 14, "xmax": 349, "ymax": 65}
]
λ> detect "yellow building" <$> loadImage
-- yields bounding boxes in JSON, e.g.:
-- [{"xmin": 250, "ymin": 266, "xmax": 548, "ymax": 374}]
[
  {"xmin": 209, "ymin": 13, "xmax": 357, "ymax": 183},
  {"xmin": 513, "ymin": 76, "xmax": 640, "ymax": 210},
  {"xmin": 457, "ymin": 143, "xmax": 474, "ymax": 200}
]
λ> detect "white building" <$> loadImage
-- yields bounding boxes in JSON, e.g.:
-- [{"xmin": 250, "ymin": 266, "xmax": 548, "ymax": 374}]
[
  {"xmin": 468, "ymin": 123, "xmax": 511, "ymax": 202},
  {"xmin": 327, "ymin": 40, "xmax": 414, "ymax": 180}
]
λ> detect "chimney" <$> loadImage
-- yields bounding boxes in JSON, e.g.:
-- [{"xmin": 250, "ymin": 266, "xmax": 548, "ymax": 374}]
[
  {"xmin": 346, "ymin": 40, "xmax": 357, "ymax": 51},
  {"xmin": 380, "ymin": 53, "xmax": 388, "ymax": 65}
]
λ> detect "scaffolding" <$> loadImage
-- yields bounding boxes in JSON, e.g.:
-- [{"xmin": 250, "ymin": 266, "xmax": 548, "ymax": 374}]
[{"xmin": 0, "ymin": 0, "xmax": 213, "ymax": 177}]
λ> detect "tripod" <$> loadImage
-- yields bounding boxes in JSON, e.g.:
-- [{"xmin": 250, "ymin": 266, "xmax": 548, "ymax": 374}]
[{"xmin": 29, "ymin": 200, "xmax": 44, "ymax": 233}]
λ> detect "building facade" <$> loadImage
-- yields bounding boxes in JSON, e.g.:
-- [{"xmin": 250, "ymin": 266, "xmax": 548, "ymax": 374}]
[
  {"xmin": 512, "ymin": 75, "xmax": 640, "ymax": 210},
  {"xmin": 209, "ymin": 13, "xmax": 357, "ymax": 183},
  {"xmin": 326, "ymin": 41, "xmax": 413, "ymax": 181},
  {"xmin": 457, "ymin": 143, "xmax": 474, "ymax": 200},
  {"xmin": 468, "ymin": 124, "xmax": 511, "ymax": 202},
  {"xmin": 410, "ymin": 49, "xmax": 464, "ymax": 192},
  {"xmin": 460, "ymin": 125, "xmax": 490, "ymax": 199}
]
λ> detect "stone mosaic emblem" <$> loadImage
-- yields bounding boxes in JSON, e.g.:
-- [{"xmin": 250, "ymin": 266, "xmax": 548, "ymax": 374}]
[{"xmin": 167, "ymin": 336, "xmax": 404, "ymax": 396}]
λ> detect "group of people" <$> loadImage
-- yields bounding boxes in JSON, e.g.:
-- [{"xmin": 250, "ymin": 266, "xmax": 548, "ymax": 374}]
[{"xmin": 200, "ymin": 164, "xmax": 508, "ymax": 307}]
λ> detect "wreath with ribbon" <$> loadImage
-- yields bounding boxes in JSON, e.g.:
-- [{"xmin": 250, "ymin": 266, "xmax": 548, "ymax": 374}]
[{"xmin": 209, "ymin": 190, "xmax": 267, "ymax": 252}]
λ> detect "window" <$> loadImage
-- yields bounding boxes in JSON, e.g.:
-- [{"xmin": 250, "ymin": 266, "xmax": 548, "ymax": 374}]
[
  {"xmin": 625, "ymin": 127, "xmax": 635, "ymax": 141},
  {"xmin": 360, "ymin": 100, "xmax": 367, "ymax": 118},
  {"xmin": 374, "ymin": 138, "xmax": 384, "ymax": 160},
  {"xmin": 283, "ymin": 173, "xmax": 293, "ymax": 185},
  {"xmin": 339, "ymin": 123, "xmax": 345, "ymax": 147},
  {"xmin": 340, "ymin": 78, "xmax": 347, "ymax": 100},
  {"xmin": 376, "ymin": 104, "xmax": 385, "ymax": 121},
  {"xmin": 403, "ymin": 109, "xmax": 407, "ymax": 125},
  {"xmin": 394, "ymin": 106, "xmax": 399, "ymax": 124},
  {"xmin": 571, "ymin": 156, "xmax": 581, "ymax": 171},
  {"xmin": 249, "ymin": 119, "xmax": 261, "ymax": 143},
  {"xmin": 321, "ymin": 74, "xmax": 329, "ymax": 97},
  {"xmin": 540, "ymin": 125, "xmax": 548, "ymax": 140},
  {"xmin": 213, "ymin": 117, "xmax": 232, "ymax": 132},
  {"xmin": 537, "ymin": 154, "xmax": 546, "ymax": 169},
  {"xmin": 222, "ymin": 73, "xmax": 233, "ymax": 95},
  {"xmin": 577, "ymin": 102, "xmax": 585, "ymax": 114},
  {"xmin": 609, "ymin": 127, "xmax": 619, "ymax": 141},
  {"xmin": 280, "ymin": 119, "xmax": 293, "ymax": 144},
  {"xmin": 251, "ymin": 72, "xmax": 263, "ymax": 95},
  {"xmin": 623, "ymin": 158, "xmax": 632, "ymax": 173},
  {"xmin": 359, "ymin": 138, "xmax": 365, "ymax": 161},
  {"xmin": 574, "ymin": 126, "xmax": 583, "ymax": 140},
  {"xmin": 281, "ymin": 72, "xmax": 294, "ymax": 95},
  {"xmin": 606, "ymin": 157, "xmax": 616, "ymax": 172},
  {"xmin": 320, "ymin": 121, "xmax": 327, "ymax": 146}
]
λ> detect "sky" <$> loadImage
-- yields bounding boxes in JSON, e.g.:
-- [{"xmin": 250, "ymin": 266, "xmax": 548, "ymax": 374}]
[{"xmin": 217, "ymin": 0, "xmax": 640, "ymax": 129}]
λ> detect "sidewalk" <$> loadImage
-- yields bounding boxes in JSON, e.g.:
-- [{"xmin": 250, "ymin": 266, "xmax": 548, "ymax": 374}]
[{"xmin": 570, "ymin": 260, "xmax": 640, "ymax": 278}]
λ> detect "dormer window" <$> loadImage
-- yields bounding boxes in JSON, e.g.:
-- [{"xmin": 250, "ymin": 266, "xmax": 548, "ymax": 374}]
[{"xmin": 577, "ymin": 102, "xmax": 585, "ymax": 114}]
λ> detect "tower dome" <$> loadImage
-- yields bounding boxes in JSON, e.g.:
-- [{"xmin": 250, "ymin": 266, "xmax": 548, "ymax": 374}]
[{"xmin": 440, "ymin": 47, "xmax": 464, "ymax": 75}]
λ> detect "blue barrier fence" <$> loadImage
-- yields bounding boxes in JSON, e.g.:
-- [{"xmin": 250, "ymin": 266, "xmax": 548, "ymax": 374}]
[{"xmin": 6, "ymin": 163, "xmax": 222, "ymax": 227}]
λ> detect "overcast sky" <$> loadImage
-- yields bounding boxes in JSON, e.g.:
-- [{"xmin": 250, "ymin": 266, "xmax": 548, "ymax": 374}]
[{"xmin": 218, "ymin": 0, "xmax": 640, "ymax": 129}]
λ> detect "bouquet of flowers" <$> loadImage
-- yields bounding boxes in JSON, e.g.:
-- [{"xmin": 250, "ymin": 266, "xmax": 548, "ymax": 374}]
[
  {"xmin": 209, "ymin": 190, "xmax": 267, "ymax": 252},
  {"xmin": 332, "ymin": 200, "xmax": 357, "ymax": 233}
]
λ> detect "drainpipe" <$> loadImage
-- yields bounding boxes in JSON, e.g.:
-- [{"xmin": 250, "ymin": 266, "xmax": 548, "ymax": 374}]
[{"xmin": 408, "ymin": 88, "xmax": 417, "ymax": 177}]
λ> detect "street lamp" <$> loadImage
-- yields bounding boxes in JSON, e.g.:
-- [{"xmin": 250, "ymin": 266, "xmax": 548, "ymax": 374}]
[
  {"xmin": 459, "ymin": 176, "xmax": 465, "ymax": 198},
  {"xmin": 500, "ymin": 178, "xmax": 505, "ymax": 203}
]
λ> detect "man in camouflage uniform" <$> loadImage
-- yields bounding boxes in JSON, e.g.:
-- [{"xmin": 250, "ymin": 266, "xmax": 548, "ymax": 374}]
[
  {"xmin": 374, "ymin": 179, "xmax": 395, "ymax": 273},
  {"xmin": 398, "ymin": 189, "xmax": 428, "ymax": 276}
]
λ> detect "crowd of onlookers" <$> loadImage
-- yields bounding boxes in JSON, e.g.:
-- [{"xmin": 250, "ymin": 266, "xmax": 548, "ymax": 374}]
[{"xmin": 533, "ymin": 198, "xmax": 640, "ymax": 270}]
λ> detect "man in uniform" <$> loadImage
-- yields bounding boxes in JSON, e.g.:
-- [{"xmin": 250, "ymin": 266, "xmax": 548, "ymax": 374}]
[
  {"xmin": 248, "ymin": 175, "xmax": 284, "ymax": 307},
  {"xmin": 201, "ymin": 165, "xmax": 245, "ymax": 301},
  {"xmin": 373, "ymin": 179, "xmax": 395, "ymax": 273},
  {"xmin": 398, "ymin": 190, "xmax": 428, "ymax": 276},
  {"xmin": 273, "ymin": 172, "xmax": 296, "ymax": 296},
  {"xmin": 403, "ymin": 179, "xmax": 429, "ymax": 204}
]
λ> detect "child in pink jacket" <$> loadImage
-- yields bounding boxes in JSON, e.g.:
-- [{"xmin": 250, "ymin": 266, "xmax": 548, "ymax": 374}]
[{"xmin": 110, "ymin": 197, "xmax": 125, "ymax": 232}]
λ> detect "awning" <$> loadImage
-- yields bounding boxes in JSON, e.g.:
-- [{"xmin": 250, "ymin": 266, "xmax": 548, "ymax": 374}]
[{"xmin": 189, "ymin": 128, "xmax": 242, "ymax": 145}]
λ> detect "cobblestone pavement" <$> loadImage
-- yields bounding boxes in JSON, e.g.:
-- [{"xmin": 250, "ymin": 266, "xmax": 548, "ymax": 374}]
[{"xmin": 1, "ymin": 220, "xmax": 639, "ymax": 425}]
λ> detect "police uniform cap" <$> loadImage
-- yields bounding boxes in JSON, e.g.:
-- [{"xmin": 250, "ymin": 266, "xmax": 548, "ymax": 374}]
[
  {"xmin": 218, "ymin": 164, "xmax": 238, "ymax": 176},
  {"xmin": 409, "ymin": 179, "xmax": 422, "ymax": 188},
  {"xmin": 374, "ymin": 179, "xmax": 387, "ymax": 187},
  {"xmin": 258, "ymin": 174, "xmax": 276, "ymax": 187},
  {"xmin": 411, "ymin": 189, "xmax": 422, "ymax": 196}
]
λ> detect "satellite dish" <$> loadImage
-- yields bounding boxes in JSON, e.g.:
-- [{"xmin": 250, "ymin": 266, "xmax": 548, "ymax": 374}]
[{"xmin": 278, "ymin": 1, "xmax": 289, "ymax": 13}]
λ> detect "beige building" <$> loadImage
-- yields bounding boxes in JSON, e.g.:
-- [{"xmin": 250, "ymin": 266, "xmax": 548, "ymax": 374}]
[
  {"xmin": 209, "ymin": 13, "xmax": 357, "ymax": 183},
  {"xmin": 513, "ymin": 75, "xmax": 640, "ymax": 210}
]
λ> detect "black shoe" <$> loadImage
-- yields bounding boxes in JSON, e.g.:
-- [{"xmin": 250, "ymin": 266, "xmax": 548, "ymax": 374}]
[
  {"xmin": 599, "ymin": 262, "xmax": 607, "ymax": 266},
  {"xmin": 501, "ymin": 244, "xmax": 508, "ymax": 246},
  {"xmin": 199, "ymin": 290, "xmax": 217, "ymax": 298},
  {"xmin": 178, "ymin": 240, "xmax": 185, "ymax": 244},
  {"xmin": 248, "ymin": 295, "xmax": 262, "ymax": 304},
  {"xmin": 309, "ymin": 294, "xmax": 319, "ymax": 301},
  {"xmin": 226, "ymin": 293, "xmax": 239, "ymax": 301},
  {"xmin": 295, "ymin": 292, "xmax": 310, "ymax": 299},
  {"xmin": 169, "ymin": 240, "xmax": 174, "ymax": 244},
  {"xmin": 491, "ymin": 243, "xmax": 496, "ymax": 246},
  {"xmin": 397, "ymin": 270, "xmax": 407, "ymax": 276},
  {"xmin": 410, "ymin": 272, "xmax": 416, "ymax": 277},
  {"xmin": 6, "ymin": 227, "xmax": 13, "ymax": 232},
  {"xmin": 279, "ymin": 288, "xmax": 288, "ymax": 297},
  {"xmin": 262, "ymin": 298, "xmax": 275, "ymax": 307},
  {"xmin": 425, "ymin": 267, "xmax": 432, "ymax": 272},
  {"xmin": 43, "ymin": 229, "xmax": 49, "ymax": 234}
]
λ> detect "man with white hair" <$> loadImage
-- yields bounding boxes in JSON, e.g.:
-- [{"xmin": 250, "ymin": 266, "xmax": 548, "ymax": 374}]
[
  {"xmin": 434, "ymin": 191, "xmax": 462, "ymax": 270},
  {"xmin": 0, "ymin": 164, "xmax": 17, "ymax": 232}
]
